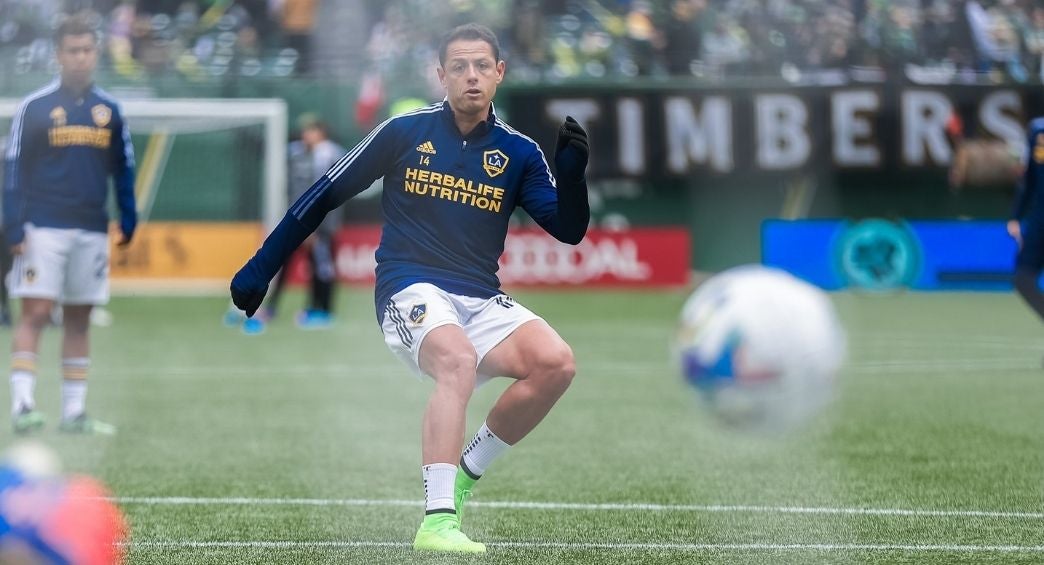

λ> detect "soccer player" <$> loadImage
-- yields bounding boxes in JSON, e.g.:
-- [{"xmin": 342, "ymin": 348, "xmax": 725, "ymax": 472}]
[
  {"xmin": 1010, "ymin": 117, "xmax": 1044, "ymax": 329},
  {"xmin": 3, "ymin": 15, "xmax": 137, "ymax": 435},
  {"xmin": 231, "ymin": 23, "xmax": 589, "ymax": 552},
  {"xmin": 253, "ymin": 114, "xmax": 346, "ymax": 332}
]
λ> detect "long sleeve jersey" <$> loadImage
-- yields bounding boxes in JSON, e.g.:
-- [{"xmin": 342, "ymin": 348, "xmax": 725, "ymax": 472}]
[
  {"xmin": 1012, "ymin": 117, "xmax": 1044, "ymax": 227},
  {"xmin": 3, "ymin": 79, "xmax": 136, "ymax": 245},
  {"xmin": 245, "ymin": 100, "xmax": 590, "ymax": 321}
]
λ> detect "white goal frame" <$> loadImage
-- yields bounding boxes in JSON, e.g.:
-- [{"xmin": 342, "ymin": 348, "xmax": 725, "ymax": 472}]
[{"xmin": 0, "ymin": 98, "xmax": 287, "ymax": 230}]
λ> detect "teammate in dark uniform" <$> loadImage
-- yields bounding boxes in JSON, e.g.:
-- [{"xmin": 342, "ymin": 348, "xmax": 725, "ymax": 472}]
[
  {"xmin": 3, "ymin": 15, "xmax": 136, "ymax": 435},
  {"xmin": 231, "ymin": 23, "xmax": 589, "ymax": 552},
  {"xmin": 1010, "ymin": 118, "xmax": 1044, "ymax": 332}
]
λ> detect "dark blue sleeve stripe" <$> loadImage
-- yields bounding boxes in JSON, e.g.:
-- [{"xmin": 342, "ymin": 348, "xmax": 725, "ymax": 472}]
[
  {"xmin": 326, "ymin": 118, "xmax": 391, "ymax": 181},
  {"xmin": 327, "ymin": 105, "xmax": 443, "ymax": 181},
  {"xmin": 290, "ymin": 176, "xmax": 332, "ymax": 219},
  {"xmin": 289, "ymin": 120, "xmax": 388, "ymax": 219}
]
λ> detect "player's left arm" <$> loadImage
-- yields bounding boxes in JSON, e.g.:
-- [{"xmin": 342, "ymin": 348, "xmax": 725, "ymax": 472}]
[
  {"xmin": 230, "ymin": 119, "xmax": 399, "ymax": 316},
  {"xmin": 519, "ymin": 116, "xmax": 590, "ymax": 245},
  {"xmin": 110, "ymin": 104, "xmax": 137, "ymax": 246}
]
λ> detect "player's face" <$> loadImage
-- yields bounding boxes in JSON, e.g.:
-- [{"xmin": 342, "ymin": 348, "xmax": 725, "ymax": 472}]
[
  {"xmin": 438, "ymin": 39, "xmax": 504, "ymax": 119},
  {"xmin": 57, "ymin": 33, "xmax": 98, "ymax": 88}
]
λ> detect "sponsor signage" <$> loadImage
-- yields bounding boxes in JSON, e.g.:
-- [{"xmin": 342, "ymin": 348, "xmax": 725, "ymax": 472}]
[
  {"xmin": 284, "ymin": 226, "xmax": 691, "ymax": 287},
  {"xmin": 763, "ymin": 219, "xmax": 1017, "ymax": 291},
  {"xmin": 110, "ymin": 222, "xmax": 262, "ymax": 280},
  {"xmin": 502, "ymin": 84, "xmax": 1041, "ymax": 178}
]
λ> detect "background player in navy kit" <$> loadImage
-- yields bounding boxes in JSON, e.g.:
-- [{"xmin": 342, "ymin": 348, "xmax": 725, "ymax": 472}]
[
  {"xmin": 231, "ymin": 23, "xmax": 590, "ymax": 552},
  {"xmin": 1010, "ymin": 118, "xmax": 1044, "ymax": 335},
  {"xmin": 3, "ymin": 15, "xmax": 136, "ymax": 435}
]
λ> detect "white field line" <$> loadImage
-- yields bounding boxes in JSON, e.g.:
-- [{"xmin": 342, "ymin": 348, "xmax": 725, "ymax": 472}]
[
  {"xmin": 125, "ymin": 540, "xmax": 1044, "ymax": 553},
  {"xmin": 112, "ymin": 496, "xmax": 1044, "ymax": 520},
  {"xmin": 94, "ymin": 355, "xmax": 1043, "ymax": 379}
]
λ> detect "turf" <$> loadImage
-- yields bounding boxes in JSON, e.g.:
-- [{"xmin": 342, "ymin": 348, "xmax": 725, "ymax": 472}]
[{"xmin": 2, "ymin": 288, "xmax": 1042, "ymax": 564}]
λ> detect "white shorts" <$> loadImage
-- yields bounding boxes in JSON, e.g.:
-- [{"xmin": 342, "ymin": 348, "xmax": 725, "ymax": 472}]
[
  {"xmin": 8, "ymin": 224, "xmax": 110, "ymax": 305},
  {"xmin": 381, "ymin": 283, "xmax": 541, "ymax": 384}
]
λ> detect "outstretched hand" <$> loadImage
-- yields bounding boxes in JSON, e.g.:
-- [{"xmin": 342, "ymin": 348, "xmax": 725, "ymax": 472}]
[
  {"xmin": 230, "ymin": 262, "xmax": 269, "ymax": 317},
  {"xmin": 554, "ymin": 116, "xmax": 589, "ymax": 183}
]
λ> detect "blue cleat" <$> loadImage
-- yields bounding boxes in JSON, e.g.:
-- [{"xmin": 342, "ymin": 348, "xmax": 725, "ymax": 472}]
[
  {"xmin": 242, "ymin": 317, "xmax": 266, "ymax": 335},
  {"xmin": 296, "ymin": 310, "xmax": 332, "ymax": 330},
  {"xmin": 223, "ymin": 308, "xmax": 246, "ymax": 327}
]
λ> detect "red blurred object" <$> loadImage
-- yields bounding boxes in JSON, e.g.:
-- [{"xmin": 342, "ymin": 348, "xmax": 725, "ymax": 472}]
[
  {"xmin": 38, "ymin": 476, "xmax": 128, "ymax": 565},
  {"xmin": 354, "ymin": 72, "xmax": 385, "ymax": 130}
]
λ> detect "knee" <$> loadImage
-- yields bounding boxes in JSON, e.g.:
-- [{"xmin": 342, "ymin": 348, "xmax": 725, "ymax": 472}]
[
  {"xmin": 428, "ymin": 348, "xmax": 479, "ymax": 390},
  {"xmin": 18, "ymin": 309, "xmax": 51, "ymax": 332},
  {"xmin": 533, "ymin": 343, "xmax": 576, "ymax": 392}
]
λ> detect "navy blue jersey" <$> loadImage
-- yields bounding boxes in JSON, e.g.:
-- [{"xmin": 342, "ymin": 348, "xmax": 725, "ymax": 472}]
[
  {"xmin": 290, "ymin": 101, "xmax": 574, "ymax": 320},
  {"xmin": 3, "ymin": 79, "xmax": 136, "ymax": 245},
  {"xmin": 1012, "ymin": 117, "xmax": 1044, "ymax": 228}
]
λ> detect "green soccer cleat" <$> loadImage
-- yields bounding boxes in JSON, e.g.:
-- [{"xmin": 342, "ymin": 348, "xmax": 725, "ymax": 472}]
[
  {"xmin": 12, "ymin": 408, "xmax": 45, "ymax": 435},
  {"xmin": 58, "ymin": 414, "xmax": 116, "ymax": 436},
  {"xmin": 455, "ymin": 469, "xmax": 478, "ymax": 526},
  {"xmin": 412, "ymin": 513, "xmax": 486, "ymax": 553}
]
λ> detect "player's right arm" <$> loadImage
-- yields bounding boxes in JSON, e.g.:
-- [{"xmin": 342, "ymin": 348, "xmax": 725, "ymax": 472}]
[
  {"xmin": 2, "ymin": 98, "xmax": 33, "ymax": 254},
  {"xmin": 230, "ymin": 118, "xmax": 400, "ymax": 316}
]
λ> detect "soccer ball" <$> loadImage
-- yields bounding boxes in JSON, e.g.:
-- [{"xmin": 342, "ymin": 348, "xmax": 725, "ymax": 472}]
[
  {"xmin": 676, "ymin": 265, "xmax": 846, "ymax": 432},
  {"xmin": 0, "ymin": 441, "xmax": 128, "ymax": 565}
]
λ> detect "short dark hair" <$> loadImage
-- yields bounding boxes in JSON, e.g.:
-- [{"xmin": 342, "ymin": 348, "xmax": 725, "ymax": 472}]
[
  {"xmin": 54, "ymin": 14, "xmax": 98, "ymax": 46},
  {"xmin": 439, "ymin": 23, "xmax": 501, "ymax": 66}
]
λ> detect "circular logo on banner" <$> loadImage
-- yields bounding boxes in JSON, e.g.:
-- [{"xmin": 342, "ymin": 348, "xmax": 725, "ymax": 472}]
[{"xmin": 836, "ymin": 219, "xmax": 921, "ymax": 291}]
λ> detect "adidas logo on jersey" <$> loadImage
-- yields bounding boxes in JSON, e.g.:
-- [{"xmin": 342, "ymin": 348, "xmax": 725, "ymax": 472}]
[{"xmin": 416, "ymin": 141, "xmax": 437, "ymax": 154}]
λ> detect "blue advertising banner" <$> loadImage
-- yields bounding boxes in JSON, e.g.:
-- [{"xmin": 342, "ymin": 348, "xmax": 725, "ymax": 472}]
[{"xmin": 762, "ymin": 219, "xmax": 1018, "ymax": 291}]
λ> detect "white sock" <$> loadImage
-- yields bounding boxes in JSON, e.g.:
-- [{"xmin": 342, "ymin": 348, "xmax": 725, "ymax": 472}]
[
  {"xmin": 62, "ymin": 357, "xmax": 90, "ymax": 421},
  {"xmin": 10, "ymin": 372, "xmax": 35, "ymax": 415},
  {"xmin": 461, "ymin": 421, "xmax": 511, "ymax": 479},
  {"xmin": 422, "ymin": 463, "xmax": 457, "ymax": 514},
  {"xmin": 10, "ymin": 352, "xmax": 37, "ymax": 415}
]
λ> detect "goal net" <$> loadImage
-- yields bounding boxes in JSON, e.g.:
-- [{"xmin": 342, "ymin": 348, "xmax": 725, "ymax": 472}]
[{"xmin": 0, "ymin": 98, "xmax": 286, "ymax": 289}]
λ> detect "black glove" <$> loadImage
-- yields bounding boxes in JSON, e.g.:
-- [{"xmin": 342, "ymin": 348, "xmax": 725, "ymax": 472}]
[
  {"xmin": 554, "ymin": 116, "xmax": 589, "ymax": 183},
  {"xmin": 230, "ymin": 261, "xmax": 269, "ymax": 317}
]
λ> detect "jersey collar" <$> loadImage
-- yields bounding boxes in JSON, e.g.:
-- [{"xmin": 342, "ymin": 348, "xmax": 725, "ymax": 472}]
[
  {"xmin": 58, "ymin": 78, "xmax": 94, "ymax": 100},
  {"xmin": 441, "ymin": 99, "xmax": 497, "ymax": 140}
]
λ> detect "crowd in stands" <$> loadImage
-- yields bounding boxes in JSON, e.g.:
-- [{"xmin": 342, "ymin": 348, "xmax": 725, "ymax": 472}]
[
  {"xmin": 0, "ymin": 0, "xmax": 315, "ymax": 79},
  {"xmin": 1, "ymin": 0, "xmax": 1042, "ymax": 85},
  {"xmin": 362, "ymin": 0, "xmax": 1044, "ymax": 86}
]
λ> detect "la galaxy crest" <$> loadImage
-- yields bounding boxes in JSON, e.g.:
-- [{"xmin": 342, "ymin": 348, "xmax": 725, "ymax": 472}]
[
  {"xmin": 91, "ymin": 104, "xmax": 111, "ymax": 127},
  {"xmin": 50, "ymin": 107, "xmax": 67, "ymax": 126},
  {"xmin": 409, "ymin": 303, "xmax": 427, "ymax": 325},
  {"xmin": 482, "ymin": 149, "xmax": 509, "ymax": 178}
]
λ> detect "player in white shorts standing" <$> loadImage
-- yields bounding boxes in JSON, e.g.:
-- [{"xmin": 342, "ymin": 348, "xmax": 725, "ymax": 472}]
[
  {"xmin": 3, "ymin": 15, "xmax": 136, "ymax": 435},
  {"xmin": 231, "ymin": 23, "xmax": 590, "ymax": 552}
]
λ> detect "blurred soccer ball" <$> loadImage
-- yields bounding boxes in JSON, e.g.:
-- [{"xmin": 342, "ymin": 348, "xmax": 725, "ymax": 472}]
[
  {"xmin": 676, "ymin": 265, "xmax": 846, "ymax": 432},
  {"xmin": 0, "ymin": 442, "xmax": 128, "ymax": 565}
]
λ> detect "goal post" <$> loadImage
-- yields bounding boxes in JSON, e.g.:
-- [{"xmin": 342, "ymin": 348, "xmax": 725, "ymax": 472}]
[
  {"xmin": 0, "ymin": 98, "xmax": 287, "ymax": 230},
  {"xmin": 0, "ymin": 97, "xmax": 287, "ymax": 291}
]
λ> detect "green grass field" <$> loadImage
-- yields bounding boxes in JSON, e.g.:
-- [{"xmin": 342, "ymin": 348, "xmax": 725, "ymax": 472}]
[{"xmin": 2, "ymin": 288, "xmax": 1042, "ymax": 564}]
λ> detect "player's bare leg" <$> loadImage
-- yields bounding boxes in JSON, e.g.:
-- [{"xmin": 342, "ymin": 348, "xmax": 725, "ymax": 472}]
[
  {"xmin": 456, "ymin": 320, "xmax": 575, "ymax": 496},
  {"xmin": 451, "ymin": 320, "xmax": 575, "ymax": 525},
  {"xmin": 478, "ymin": 320, "xmax": 576, "ymax": 444},
  {"xmin": 411, "ymin": 325, "xmax": 484, "ymax": 553},
  {"xmin": 57, "ymin": 304, "xmax": 113, "ymax": 435},
  {"xmin": 10, "ymin": 297, "xmax": 54, "ymax": 433}
]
